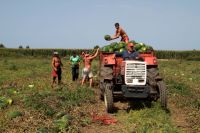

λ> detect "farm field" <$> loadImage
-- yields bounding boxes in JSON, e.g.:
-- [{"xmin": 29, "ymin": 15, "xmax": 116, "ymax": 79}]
[{"xmin": 0, "ymin": 57, "xmax": 200, "ymax": 133}]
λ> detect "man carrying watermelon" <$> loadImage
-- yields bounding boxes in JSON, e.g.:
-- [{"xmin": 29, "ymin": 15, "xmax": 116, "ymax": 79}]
[
  {"xmin": 110, "ymin": 23, "xmax": 129, "ymax": 43},
  {"xmin": 81, "ymin": 48, "xmax": 100, "ymax": 87}
]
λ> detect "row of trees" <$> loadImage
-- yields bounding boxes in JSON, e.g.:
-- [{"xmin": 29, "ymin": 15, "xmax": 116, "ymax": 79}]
[{"xmin": 0, "ymin": 43, "xmax": 30, "ymax": 49}]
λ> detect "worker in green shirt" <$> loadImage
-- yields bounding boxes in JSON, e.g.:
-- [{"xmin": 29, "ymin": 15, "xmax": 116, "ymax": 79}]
[{"xmin": 70, "ymin": 52, "xmax": 81, "ymax": 81}]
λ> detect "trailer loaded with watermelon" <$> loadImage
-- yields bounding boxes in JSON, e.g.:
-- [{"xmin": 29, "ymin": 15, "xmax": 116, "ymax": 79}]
[{"xmin": 99, "ymin": 35, "xmax": 167, "ymax": 113}]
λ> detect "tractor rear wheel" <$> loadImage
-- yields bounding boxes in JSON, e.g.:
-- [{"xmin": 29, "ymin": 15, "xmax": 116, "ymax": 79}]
[
  {"xmin": 157, "ymin": 81, "xmax": 167, "ymax": 109},
  {"xmin": 104, "ymin": 83, "xmax": 113, "ymax": 113}
]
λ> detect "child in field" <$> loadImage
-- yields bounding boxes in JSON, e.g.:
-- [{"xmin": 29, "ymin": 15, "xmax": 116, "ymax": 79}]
[{"xmin": 51, "ymin": 51, "xmax": 63, "ymax": 87}]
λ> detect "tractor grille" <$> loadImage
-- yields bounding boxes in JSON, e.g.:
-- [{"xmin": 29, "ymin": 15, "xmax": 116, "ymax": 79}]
[{"xmin": 125, "ymin": 61, "xmax": 147, "ymax": 85}]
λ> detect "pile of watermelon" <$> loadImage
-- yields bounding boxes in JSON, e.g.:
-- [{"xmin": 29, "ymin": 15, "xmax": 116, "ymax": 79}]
[
  {"xmin": 101, "ymin": 41, "xmax": 126, "ymax": 53},
  {"xmin": 101, "ymin": 40, "xmax": 154, "ymax": 53}
]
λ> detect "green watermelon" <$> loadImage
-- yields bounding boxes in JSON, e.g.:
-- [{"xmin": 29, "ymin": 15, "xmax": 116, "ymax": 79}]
[
  {"xmin": 104, "ymin": 35, "xmax": 111, "ymax": 41},
  {"xmin": 141, "ymin": 46, "xmax": 147, "ymax": 51},
  {"xmin": 113, "ymin": 44, "xmax": 119, "ymax": 51},
  {"xmin": 146, "ymin": 45, "xmax": 153, "ymax": 51},
  {"xmin": 119, "ymin": 48, "xmax": 125, "ymax": 53},
  {"xmin": 110, "ymin": 42, "xmax": 118, "ymax": 46},
  {"xmin": 102, "ymin": 46, "xmax": 109, "ymax": 52},
  {"xmin": 118, "ymin": 42, "xmax": 126, "ymax": 48},
  {"xmin": 109, "ymin": 47, "xmax": 114, "ymax": 52},
  {"xmin": 134, "ymin": 43, "xmax": 142, "ymax": 51},
  {"xmin": 138, "ymin": 42, "xmax": 145, "ymax": 46},
  {"xmin": 129, "ymin": 40, "xmax": 136, "ymax": 44}
]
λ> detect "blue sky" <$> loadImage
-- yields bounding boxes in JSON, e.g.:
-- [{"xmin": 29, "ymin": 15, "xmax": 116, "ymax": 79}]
[{"xmin": 0, "ymin": 0, "xmax": 200, "ymax": 50}]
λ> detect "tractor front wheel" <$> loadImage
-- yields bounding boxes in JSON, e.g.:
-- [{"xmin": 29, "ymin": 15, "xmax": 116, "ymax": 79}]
[{"xmin": 104, "ymin": 83, "xmax": 113, "ymax": 113}]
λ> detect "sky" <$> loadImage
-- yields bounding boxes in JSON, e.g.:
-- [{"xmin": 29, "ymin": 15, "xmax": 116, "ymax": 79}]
[{"xmin": 0, "ymin": 0, "xmax": 200, "ymax": 50}]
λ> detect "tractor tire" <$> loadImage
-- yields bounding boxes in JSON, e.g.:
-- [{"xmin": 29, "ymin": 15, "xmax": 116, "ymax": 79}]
[
  {"xmin": 100, "ymin": 66, "xmax": 113, "ymax": 80},
  {"xmin": 104, "ymin": 83, "xmax": 113, "ymax": 113},
  {"xmin": 147, "ymin": 68, "xmax": 159, "ymax": 86},
  {"xmin": 157, "ymin": 81, "xmax": 167, "ymax": 109},
  {"xmin": 99, "ymin": 66, "xmax": 113, "ymax": 101}
]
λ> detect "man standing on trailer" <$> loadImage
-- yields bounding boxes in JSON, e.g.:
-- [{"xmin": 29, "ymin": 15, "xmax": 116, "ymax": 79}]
[{"xmin": 110, "ymin": 23, "xmax": 129, "ymax": 43}]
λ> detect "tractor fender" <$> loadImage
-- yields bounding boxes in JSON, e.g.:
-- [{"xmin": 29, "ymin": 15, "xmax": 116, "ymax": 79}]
[{"xmin": 155, "ymin": 75, "xmax": 163, "ymax": 81}]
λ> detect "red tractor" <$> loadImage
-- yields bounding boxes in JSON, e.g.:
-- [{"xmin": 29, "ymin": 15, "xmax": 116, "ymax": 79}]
[{"xmin": 99, "ymin": 50, "xmax": 167, "ymax": 113}]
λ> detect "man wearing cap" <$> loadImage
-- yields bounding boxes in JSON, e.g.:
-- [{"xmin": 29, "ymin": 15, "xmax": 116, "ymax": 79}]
[
  {"xmin": 81, "ymin": 48, "xmax": 100, "ymax": 87},
  {"xmin": 51, "ymin": 51, "xmax": 63, "ymax": 87},
  {"xmin": 115, "ymin": 42, "xmax": 139, "ymax": 60},
  {"xmin": 110, "ymin": 23, "xmax": 129, "ymax": 43}
]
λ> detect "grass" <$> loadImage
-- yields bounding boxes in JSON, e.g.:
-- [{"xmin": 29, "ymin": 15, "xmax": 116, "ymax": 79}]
[
  {"xmin": 0, "ymin": 57, "xmax": 200, "ymax": 132},
  {"xmin": 0, "ymin": 57, "xmax": 95, "ymax": 132},
  {"xmin": 116, "ymin": 102, "xmax": 179, "ymax": 133},
  {"xmin": 158, "ymin": 59, "xmax": 200, "ymax": 132}
]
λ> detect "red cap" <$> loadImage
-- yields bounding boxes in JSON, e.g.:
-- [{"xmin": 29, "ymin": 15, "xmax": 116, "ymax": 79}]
[
  {"xmin": 127, "ymin": 42, "xmax": 134, "ymax": 47},
  {"xmin": 85, "ymin": 54, "xmax": 90, "ymax": 57}
]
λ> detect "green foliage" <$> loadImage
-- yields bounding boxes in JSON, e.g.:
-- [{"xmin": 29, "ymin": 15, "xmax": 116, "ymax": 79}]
[
  {"xmin": 118, "ymin": 102, "xmax": 179, "ymax": 133},
  {"xmin": 193, "ymin": 99, "xmax": 200, "ymax": 109},
  {"xmin": 1, "ymin": 48, "xmax": 200, "ymax": 60},
  {"xmin": 36, "ymin": 127, "xmax": 48, "ymax": 133},
  {"xmin": 8, "ymin": 63, "xmax": 18, "ymax": 70},
  {"xmin": 0, "ymin": 43, "xmax": 5, "ymax": 48},
  {"xmin": 80, "ymin": 116, "xmax": 91, "ymax": 127},
  {"xmin": 53, "ymin": 115, "xmax": 72, "ymax": 131},
  {"xmin": 0, "ymin": 96, "xmax": 13, "ymax": 109},
  {"xmin": 155, "ymin": 50, "xmax": 200, "ymax": 60},
  {"xmin": 0, "ymin": 96, "xmax": 8, "ymax": 109},
  {"xmin": 167, "ymin": 80, "xmax": 191, "ymax": 96},
  {"xmin": 26, "ymin": 45, "xmax": 30, "ymax": 49},
  {"xmin": 0, "ymin": 48, "xmax": 93, "ymax": 57},
  {"xmin": 19, "ymin": 45, "xmax": 23, "ymax": 49},
  {"xmin": 7, "ymin": 111, "xmax": 22, "ymax": 119},
  {"xmin": 93, "ymin": 45, "xmax": 99, "ymax": 49}
]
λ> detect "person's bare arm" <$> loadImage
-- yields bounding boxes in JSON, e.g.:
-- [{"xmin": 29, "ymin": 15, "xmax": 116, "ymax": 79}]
[
  {"xmin": 111, "ymin": 29, "xmax": 120, "ymax": 40},
  {"xmin": 88, "ymin": 48, "xmax": 100, "ymax": 60},
  {"xmin": 52, "ymin": 58, "xmax": 57, "ymax": 70}
]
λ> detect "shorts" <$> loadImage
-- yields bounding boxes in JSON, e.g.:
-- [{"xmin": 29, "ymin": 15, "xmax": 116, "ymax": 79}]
[
  {"xmin": 82, "ymin": 68, "xmax": 93, "ymax": 78},
  {"xmin": 121, "ymin": 36, "xmax": 129, "ymax": 43},
  {"xmin": 52, "ymin": 67, "xmax": 62, "ymax": 81}
]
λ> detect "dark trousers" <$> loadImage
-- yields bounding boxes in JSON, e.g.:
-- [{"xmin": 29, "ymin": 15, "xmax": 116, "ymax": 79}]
[{"xmin": 72, "ymin": 66, "xmax": 79, "ymax": 81}]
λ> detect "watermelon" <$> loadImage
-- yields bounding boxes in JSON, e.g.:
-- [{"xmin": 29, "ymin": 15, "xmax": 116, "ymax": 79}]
[
  {"xmin": 138, "ymin": 42, "xmax": 145, "ymax": 46},
  {"xmin": 113, "ymin": 44, "xmax": 119, "ymax": 51},
  {"xmin": 109, "ymin": 47, "xmax": 114, "ymax": 52},
  {"xmin": 134, "ymin": 43, "xmax": 142, "ymax": 51},
  {"xmin": 119, "ymin": 48, "xmax": 125, "ymax": 53},
  {"xmin": 102, "ymin": 46, "xmax": 109, "ymax": 52},
  {"xmin": 118, "ymin": 42, "xmax": 126, "ymax": 48},
  {"xmin": 110, "ymin": 42, "xmax": 118, "ymax": 46},
  {"xmin": 101, "ymin": 38, "xmax": 154, "ymax": 53},
  {"xmin": 104, "ymin": 35, "xmax": 111, "ymax": 41},
  {"xmin": 129, "ymin": 40, "xmax": 136, "ymax": 44},
  {"xmin": 146, "ymin": 45, "xmax": 153, "ymax": 51},
  {"xmin": 141, "ymin": 46, "xmax": 147, "ymax": 51}
]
